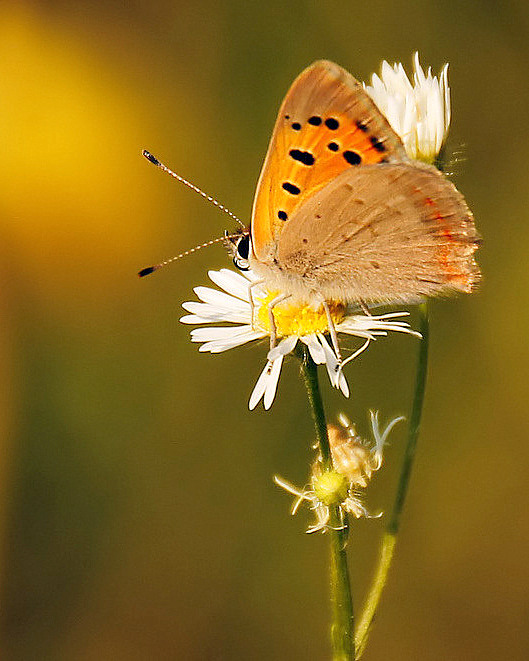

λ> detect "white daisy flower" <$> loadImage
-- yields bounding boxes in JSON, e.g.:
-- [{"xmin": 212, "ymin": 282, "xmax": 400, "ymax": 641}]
[
  {"xmin": 180, "ymin": 269, "xmax": 420, "ymax": 411},
  {"xmin": 365, "ymin": 52, "xmax": 451, "ymax": 163},
  {"xmin": 274, "ymin": 411, "xmax": 403, "ymax": 533}
]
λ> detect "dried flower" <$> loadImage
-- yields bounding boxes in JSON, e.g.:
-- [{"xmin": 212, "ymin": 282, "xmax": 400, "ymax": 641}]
[{"xmin": 274, "ymin": 412, "xmax": 404, "ymax": 533}]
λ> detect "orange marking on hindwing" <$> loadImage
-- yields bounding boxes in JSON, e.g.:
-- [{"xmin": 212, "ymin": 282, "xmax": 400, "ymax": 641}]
[{"xmin": 423, "ymin": 195, "xmax": 465, "ymax": 283}]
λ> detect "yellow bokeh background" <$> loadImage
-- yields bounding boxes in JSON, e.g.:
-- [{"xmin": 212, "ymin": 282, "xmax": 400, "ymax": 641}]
[{"xmin": 1, "ymin": 1, "xmax": 528, "ymax": 659}]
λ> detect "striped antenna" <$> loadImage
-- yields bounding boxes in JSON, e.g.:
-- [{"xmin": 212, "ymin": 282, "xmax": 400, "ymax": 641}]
[
  {"xmin": 142, "ymin": 149, "xmax": 245, "ymax": 228},
  {"xmin": 138, "ymin": 232, "xmax": 244, "ymax": 277}
]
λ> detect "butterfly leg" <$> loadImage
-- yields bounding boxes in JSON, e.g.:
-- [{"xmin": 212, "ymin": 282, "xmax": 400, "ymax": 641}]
[
  {"xmin": 359, "ymin": 299, "xmax": 372, "ymax": 316},
  {"xmin": 320, "ymin": 298, "xmax": 343, "ymax": 364},
  {"xmin": 247, "ymin": 279, "xmax": 265, "ymax": 331},
  {"xmin": 268, "ymin": 293, "xmax": 291, "ymax": 350},
  {"xmin": 337, "ymin": 337, "xmax": 372, "ymax": 378}
]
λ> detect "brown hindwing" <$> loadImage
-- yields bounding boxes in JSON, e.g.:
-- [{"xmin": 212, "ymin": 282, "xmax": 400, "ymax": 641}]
[{"xmin": 276, "ymin": 161, "xmax": 480, "ymax": 304}]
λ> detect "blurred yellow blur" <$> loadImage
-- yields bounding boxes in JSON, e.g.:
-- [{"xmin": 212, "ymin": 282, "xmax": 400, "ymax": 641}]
[{"xmin": 1, "ymin": 1, "xmax": 529, "ymax": 659}]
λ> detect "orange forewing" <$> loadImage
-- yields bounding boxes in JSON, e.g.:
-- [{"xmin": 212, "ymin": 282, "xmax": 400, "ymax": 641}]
[{"xmin": 251, "ymin": 60, "xmax": 408, "ymax": 260}]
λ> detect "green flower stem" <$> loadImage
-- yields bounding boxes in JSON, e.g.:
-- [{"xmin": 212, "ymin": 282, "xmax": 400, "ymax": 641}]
[
  {"xmin": 298, "ymin": 345, "xmax": 354, "ymax": 661},
  {"xmin": 355, "ymin": 302, "xmax": 430, "ymax": 658},
  {"xmin": 329, "ymin": 511, "xmax": 354, "ymax": 661},
  {"xmin": 387, "ymin": 303, "xmax": 430, "ymax": 534}
]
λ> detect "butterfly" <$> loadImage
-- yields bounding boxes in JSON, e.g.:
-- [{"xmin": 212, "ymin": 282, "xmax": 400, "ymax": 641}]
[{"xmin": 230, "ymin": 60, "xmax": 479, "ymax": 326}]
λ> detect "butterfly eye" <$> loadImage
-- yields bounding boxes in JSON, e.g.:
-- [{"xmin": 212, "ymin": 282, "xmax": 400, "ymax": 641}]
[{"xmin": 233, "ymin": 234, "xmax": 251, "ymax": 271}]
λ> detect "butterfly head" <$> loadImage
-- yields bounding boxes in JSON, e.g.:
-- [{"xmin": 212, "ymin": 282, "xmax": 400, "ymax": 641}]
[{"xmin": 224, "ymin": 228, "xmax": 251, "ymax": 271}]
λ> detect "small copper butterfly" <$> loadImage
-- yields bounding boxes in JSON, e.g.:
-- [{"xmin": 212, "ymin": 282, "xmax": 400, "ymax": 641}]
[
  {"xmin": 237, "ymin": 60, "xmax": 479, "ymax": 311},
  {"xmin": 141, "ymin": 60, "xmax": 479, "ymax": 359}
]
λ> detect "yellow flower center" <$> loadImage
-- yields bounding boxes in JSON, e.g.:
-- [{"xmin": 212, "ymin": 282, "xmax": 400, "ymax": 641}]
[{"xmin": 256, "ymin": 292, "xmax": 345, "ymax": 338}]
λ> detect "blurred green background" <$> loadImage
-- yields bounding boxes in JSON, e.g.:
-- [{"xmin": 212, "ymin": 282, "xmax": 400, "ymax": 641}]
[{"xmin": 1, "ymin": 1, "xmax": 528, "ymax": 659}]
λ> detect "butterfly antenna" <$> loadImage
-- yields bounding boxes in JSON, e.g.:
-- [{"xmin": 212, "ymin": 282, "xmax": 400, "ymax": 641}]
[
  {"xmin": 138, "ymin": 233, "xmax": 243, "ymax": 277},
  {"xmin": 142, "ymin": 149, "xmax": 245, "ymax": 228}
]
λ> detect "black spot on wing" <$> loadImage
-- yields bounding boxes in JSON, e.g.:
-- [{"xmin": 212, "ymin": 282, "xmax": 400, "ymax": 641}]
[
  {"xmin": 370, "ymin": 136, "xmax": 386, "ymax": 152},
  {"xmin": 327, "ymin": 142, "xmax": 339, "ymax": 152},
  {"xmin": 308, "ymin": 116, "xmax": 322, "ymax": 126},
  {"xmin": 282, "ymin": 182, "xmax": 301, "ymax": 195},
  {"xmin": 289, "ymin": 149, "xmax": 315, "ymax": 166},
  {"xmin": 277, "ymin": 210, "xmax": 288, "ymax": 220},
  {"xmin": 325, "ymin": 118, "xmax": 339, "ymax": 130},
  {"xmin": 291, "ymin": 122, "xmax": 302, "ymax": 131},
  {"xmin": 343, "ymin": 150, "xmax": 362, "ymax": 165}
]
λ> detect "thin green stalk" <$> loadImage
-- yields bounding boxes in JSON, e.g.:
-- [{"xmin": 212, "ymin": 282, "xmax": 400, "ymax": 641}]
[
  {"xmin": 387, "ymin": 303, "xmax": 430, "ymax": 534},
  {"xmin": 298, "ymin": 345, "xmax": 354, "ymax": 661},
  {"xmin": 355, "ymin": 303, "xmax": 430, "ymax": 658}
]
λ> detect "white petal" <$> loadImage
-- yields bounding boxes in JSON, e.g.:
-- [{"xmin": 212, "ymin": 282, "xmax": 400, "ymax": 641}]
[
  {"xmin": 208, "ymin": 269, "xmax": 255, "ymax": 301},
  {"xmin": 249, "ymin": 356, "xmax": 284, "ymax": 411},
  {"xmin": 267, "ymin": 335, "xmax": 298, "ymax": 361},
  {"xmin": 180, "ymin": 314, "xmax": 205, "ymax": 324},
  {"xmin": 180, "ymin": 302, "xmax": 251, "ymax": 324},
  {"xmin": 193, "ymin": 286, "xmax": 250, "ymax": 312},
  {"xmin": 316, "ymin": 334, "xmax": 341, "ymax": 389},
  {"xmin": 273, "ymin": 475, "xmax": 307, "ymax": 499},
  {"xmin": 338, "ymin": 312, "xmax": 421, "ymax": 339},
  {"xmin": 249, "ymin": 360, "xmax": 273, "ymax": 410},
  {"xmin": 374, "ymin": 411, "xmax": 406, "ymax": 447},
  {"xmin": 369, "ymin": 311, "xmax": 410, "ymax": 319},
  {"xmin": 301, "ymin": 334, "xmax": 326, "ymax": 364},
  {"xmin": 196, "ymin": 330, "xmax": 263, "ymax": 353},
  {"xmin": 365, "ymin": 54, "xmax": 450, "ymax": 161},
  {"xmin": 264, "ymin": 355, "xmax": 284, "ymax": 409},
  {"xmin": 338, "ymin": 371, "xmax": 350, "ymax": 398},
  {"xmin": 180, "ymin": 312, "xmax": 249, "ymax": 325},
  {"xmin": 190, "ymin": 325, "xmax": 257, "ymax": 341},
  {"xmin": 413, "ymin": 52, "xmax": 426, "ymax": 84}
]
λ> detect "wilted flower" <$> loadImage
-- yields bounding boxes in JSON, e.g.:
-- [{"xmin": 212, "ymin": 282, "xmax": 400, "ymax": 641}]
[
  {"xmin": 274, "ymin": 411, "xmax": 404, "ymax": 533},
  {"xmin": 365, "ymin": 52, "xmax": 450, "ymax": 163},
  {"xmin": 181, "ymin": 269, "xmax": 420, "ymax": 410}
]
